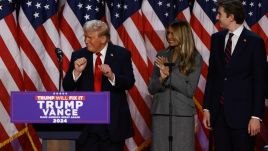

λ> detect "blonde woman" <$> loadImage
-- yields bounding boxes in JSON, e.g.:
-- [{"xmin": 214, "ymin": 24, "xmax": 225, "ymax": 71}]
[{"xmin": 148, "ymin": 20, "xmax": 202, "ymax": 151}]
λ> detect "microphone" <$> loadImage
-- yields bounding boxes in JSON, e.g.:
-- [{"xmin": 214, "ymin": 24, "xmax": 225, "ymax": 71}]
[
  {"xmin": 164, "ymin": 62, "xmax": 175, "ymax": 72},
  {"xmin": 55, "ymin": 48, "xmax": 63, "ymax": 91},
  {"xmin": 164, "ymin": 62, "xmax": 175, "ymax": 67},
  {"xmin": 55, "ymin": 48, "xmax": 63, "ymax": 61}
]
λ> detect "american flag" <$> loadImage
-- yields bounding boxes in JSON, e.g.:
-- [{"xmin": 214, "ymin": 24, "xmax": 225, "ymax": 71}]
[
  {"xmin": 0, "ymin": 0, "xmax": 41, "ymax": 150},
  {"xmin": 106, "ymin": 0, "xmax": 152, "ymax": 149},
  {"xmin": 190, "ymin": 0, "xmax": 268, "ymax": 151},
  {"xmin": 1, "ymin": 0, "xmax": 268, "ymax": 151},
  {"xmin": 59, "ymin": 0, "xmax": 105, "ymax": 58},
  {"xmin": 18, "ymin": 0, "xmax": 63, "ymax": 91}
]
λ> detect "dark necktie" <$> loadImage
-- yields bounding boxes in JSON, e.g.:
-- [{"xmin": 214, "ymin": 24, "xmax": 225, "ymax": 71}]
[
  {"xmin": 220, "ymin": 33, "xmax": 234, "ymax": 104},
  {"xmin": 224, "ymin": 33, "xmax": 234, "ymax": 64},
  {"xmin": 94, "ymin": 52, "xmax": 102, "ymax": 91}
]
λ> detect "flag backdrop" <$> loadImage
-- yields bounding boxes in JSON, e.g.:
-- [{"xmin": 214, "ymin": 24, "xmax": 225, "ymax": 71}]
[{"xmin": 0, "ymin": 0, "xmax": 267, "ymax": 151}]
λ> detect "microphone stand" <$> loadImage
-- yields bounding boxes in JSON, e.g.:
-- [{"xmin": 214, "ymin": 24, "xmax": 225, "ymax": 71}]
[
  {"xmin": 164, "ymin": 62, "xmax": 175, "ymax": 151},
  {"xmin": 58, "ymin": 57, "xmax": 63, "ymax": 91},
  {"xmin": 37, "ymin": 49, "xmax": 64, "ymax": 151},
  {"xmin": 55, "ymin": 48, "xmax": 63, "ymax": 91}
]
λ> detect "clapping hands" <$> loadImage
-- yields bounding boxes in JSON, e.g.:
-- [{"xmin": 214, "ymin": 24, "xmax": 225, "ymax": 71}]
[{"xmin": 155, "ymin": 56, "xmax": 170, "ymax": 82}]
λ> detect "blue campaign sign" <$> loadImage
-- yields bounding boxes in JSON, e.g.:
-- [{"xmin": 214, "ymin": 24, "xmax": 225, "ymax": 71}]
[{"xmin": 10, "ymin": 92, "xmax": 110, "ymax": 124}]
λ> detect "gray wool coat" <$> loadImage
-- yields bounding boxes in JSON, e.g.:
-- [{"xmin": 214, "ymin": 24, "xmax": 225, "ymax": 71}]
[{"xmin": 148, "ymin": 49, "xmax": 202, "ymax": 151}]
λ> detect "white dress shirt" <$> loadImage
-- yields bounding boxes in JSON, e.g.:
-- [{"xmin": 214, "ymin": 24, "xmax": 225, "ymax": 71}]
[
  {"xmin": 72, "ymin": 43, "xmax": 115, "ymax": 85},
  {"xmin": 224, "ymin": 25, "xmax": 243, "ymax": 55}
]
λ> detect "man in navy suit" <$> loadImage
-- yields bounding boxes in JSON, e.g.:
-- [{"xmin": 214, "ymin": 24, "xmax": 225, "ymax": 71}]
[
  {"xmin": 202, "ymin": 0, "xmax": 266, "ymax": 151},
  {"xmin": 63, "ymin": 20, "xmax": 135, "ymax": 151}
]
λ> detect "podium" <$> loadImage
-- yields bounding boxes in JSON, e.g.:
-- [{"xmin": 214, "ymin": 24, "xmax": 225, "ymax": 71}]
[
  {"xmin": 33, "ymin": 124, "xmax": 82, "ymax": 151},
  {"xmin": 11, "ymin": 92, "xmax": 110, "ymax": 151}
]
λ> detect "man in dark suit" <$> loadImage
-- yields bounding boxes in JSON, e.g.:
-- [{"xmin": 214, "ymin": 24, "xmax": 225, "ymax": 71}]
[
  {"xmin": 202, "ymin": 0, "xmax": 266, "ymax": 151},
  {"xmin": 63, "ymin": 20, "xmax": 135, "ymax": 151}
]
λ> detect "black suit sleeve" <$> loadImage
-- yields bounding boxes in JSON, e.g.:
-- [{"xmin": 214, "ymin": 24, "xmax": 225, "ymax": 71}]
[
  {"xmin": 252, "ymin": 37, "xmax": 266, "ymax": 119},
  {"xmin": 203, "ymin": 34, "xmax": 217, "ymax": 110},
  {"xmin": 114, "ymin": 49, "xmax": 135, "ymax": 90},
  {"xmin": 63, "ymin": 52, "xmax": 78, "ymax": 91}
]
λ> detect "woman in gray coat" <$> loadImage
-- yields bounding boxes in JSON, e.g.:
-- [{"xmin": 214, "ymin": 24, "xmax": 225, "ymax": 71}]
[{"xmin": 148, "ymin": 20, "xmax": 202, "ymax": 151}]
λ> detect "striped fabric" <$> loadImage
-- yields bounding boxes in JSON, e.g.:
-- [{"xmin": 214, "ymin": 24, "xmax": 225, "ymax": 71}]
[{"xmin": 0, "ymin": 0, "xmax": 42, "ymax": 150}]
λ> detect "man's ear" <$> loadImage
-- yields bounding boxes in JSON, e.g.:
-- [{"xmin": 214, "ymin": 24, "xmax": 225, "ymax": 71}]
[
  {"xmin": 229, "ymin": 14, "xmax": 235, "ymax": 22},
  {"xmin": 101, "ymin": 36, "xmax": 107, "ymax": 44}
]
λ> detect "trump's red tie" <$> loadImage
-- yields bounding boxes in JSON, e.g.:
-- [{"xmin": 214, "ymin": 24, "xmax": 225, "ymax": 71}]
[{"xmin": 94, "ymin": 52, "xmax": 102, "ymax": 91}]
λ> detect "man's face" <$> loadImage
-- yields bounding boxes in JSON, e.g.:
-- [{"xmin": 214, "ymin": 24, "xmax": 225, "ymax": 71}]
[
  {"xmin": 166, "ymin": 26, "xmax": 179, "ymax": 47},
  {"xmin": 84, "ymin": 30, "xmax": 106, "ymax": 53},
  {"xmin": 216, "ymin": 6, "xmax": 233, "ymax": 29}
]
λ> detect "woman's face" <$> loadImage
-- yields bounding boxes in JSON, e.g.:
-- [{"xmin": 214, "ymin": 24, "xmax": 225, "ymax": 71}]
[{"xmin": 166, "ymin": 26, "xmax": 179, "ymax": 47}]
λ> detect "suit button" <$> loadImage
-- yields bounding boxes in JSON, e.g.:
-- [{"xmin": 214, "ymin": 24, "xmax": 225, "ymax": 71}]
[{"xmin": 224, "ymin": 77, "xmax": 227, "ymax": 81}]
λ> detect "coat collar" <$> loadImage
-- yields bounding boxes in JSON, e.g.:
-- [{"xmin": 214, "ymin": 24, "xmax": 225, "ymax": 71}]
[
  {"xmin": 104, "ymin": 42, "xmax": 115, "ymax": 65},
  {"xmin": 219, "ymin": 28, "xmax": 248, "ymax": 66},
  {"xmin": 231, "ymin": 28, "xmax": 248, "ymax": 58}
]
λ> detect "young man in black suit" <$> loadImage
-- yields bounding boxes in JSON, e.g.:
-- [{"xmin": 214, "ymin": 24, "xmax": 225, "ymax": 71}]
[
  {"xmin": 202, "ymin": 0, "xmax": 266, "ymax": 151},
  {"xmin": 63, "ymin": 20, "xmax": 135, "ymax": 151}
]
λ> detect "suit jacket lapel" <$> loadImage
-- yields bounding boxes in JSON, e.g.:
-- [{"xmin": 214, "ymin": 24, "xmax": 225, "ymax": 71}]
[
  {"xmin": 219, "ymin": 31, "xmax": 227, "ymax": 66},
  {"xmin": 102, "ymin": 43, "xmax": 114, "ymax": 90},
  {"xmin": 231, "ymin": 28, "xmax": 247, "ymax": 60},
  {"xmin": 104, "ymin": 43, "xmax": 114, "ymax": 65}
]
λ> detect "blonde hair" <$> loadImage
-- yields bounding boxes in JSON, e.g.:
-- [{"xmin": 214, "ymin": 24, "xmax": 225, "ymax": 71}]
[
  {"xmin": 168, "ymin": 20, "xmax": 197, "ymax": 75},
  {"xmin": 83, "ymin": 20, "xmax": 110, "ymax": 39}
]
